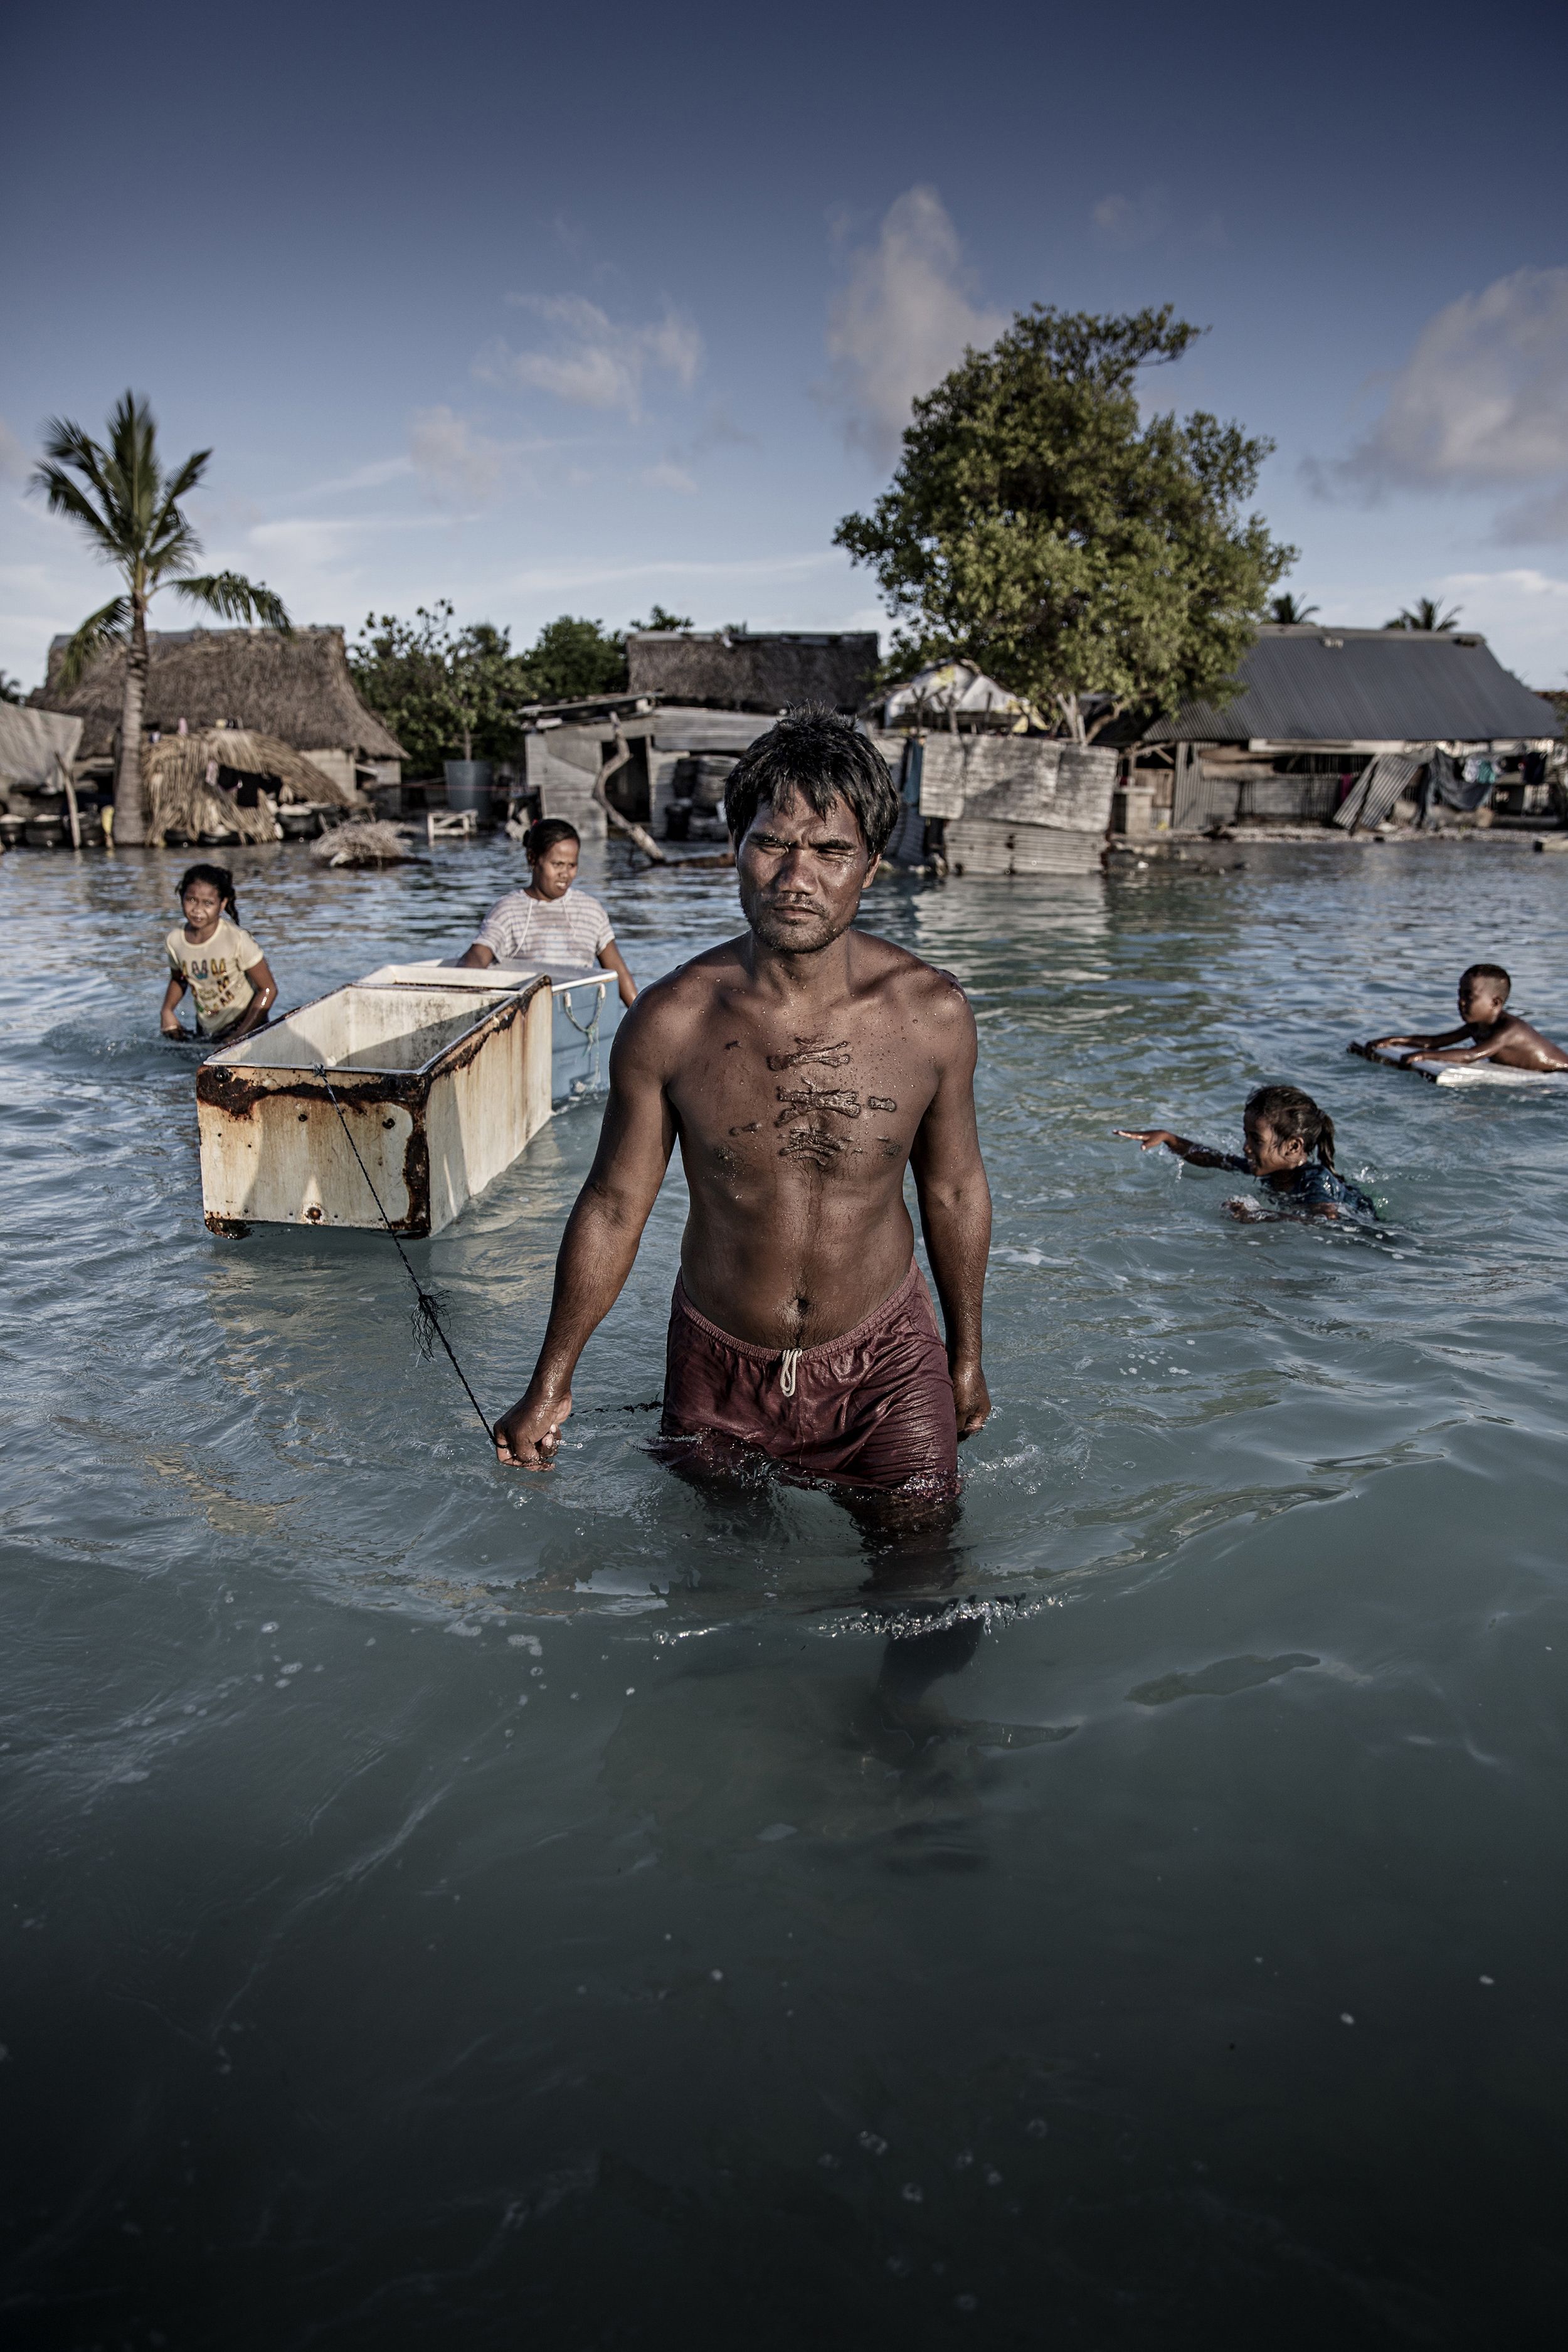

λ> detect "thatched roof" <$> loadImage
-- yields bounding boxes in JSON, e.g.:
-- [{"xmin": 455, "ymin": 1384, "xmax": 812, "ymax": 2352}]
[
  {"xmin": 144, "ymin": 727, "xmax": 361, "ymax": 848},
  {"xmin": 625, "ymin": 631, "xmax": 878, "ymax": 714},
  {"xmin": 36, "ymin": 626, "xmax": 404, "ymax": 761}
]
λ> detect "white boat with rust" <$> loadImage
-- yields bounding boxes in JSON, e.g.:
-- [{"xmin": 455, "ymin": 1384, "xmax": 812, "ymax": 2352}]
[{"xmin": 196, "ymin": 965, "xmax": 620, "ymax": 1238}]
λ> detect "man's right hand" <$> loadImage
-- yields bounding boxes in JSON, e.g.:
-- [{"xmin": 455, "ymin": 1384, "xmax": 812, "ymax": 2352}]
[
  {"xmin": 493, "ymin": 1385, "xmax": 573, "ymax": 1469},
  {"xmin": 1114, "ymin": 1128, "xmax": 1178, "ymax": 1151}
]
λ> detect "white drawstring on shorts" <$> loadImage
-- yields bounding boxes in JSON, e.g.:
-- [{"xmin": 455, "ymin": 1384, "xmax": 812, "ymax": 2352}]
[{"xmin": 778, "ymin": 1348, "xmax": 802, "ymax": 1399}]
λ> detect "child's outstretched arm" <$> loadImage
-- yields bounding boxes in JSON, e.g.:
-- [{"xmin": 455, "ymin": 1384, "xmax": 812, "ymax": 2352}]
[
  {"xmin": 1403, "ymin": 1025, "xmax": 1514, "ymax": 1067},
  {"xmin": 160, "ymin": 975, "xmax": 188, "ymax": 1037},
  {"xmin": 1114, "ymin": 1129, "xmax": 1246, "ymax": 1169},
  {"xmin": 1365, "ymin": 1023, "xmax": 1467, "ymax": 1052}
]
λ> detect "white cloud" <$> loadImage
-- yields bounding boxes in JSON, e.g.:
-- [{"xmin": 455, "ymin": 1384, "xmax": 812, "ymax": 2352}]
[
  {"xmin": 642, "ymin": 460, "xmax": 698, "ymax": 495},
  {"xmin": 820, "ymin": 186, "xmax": 1006, "ymax": 461},
  {"xmin": 296, "ymin": 455, "xmax": 415, "ymax": 499},
  {"xmin": 1311, "ymin": 267, "xmax": 1568, "ymax": 524},
  {"xmin": 246, "ymin": 514, "xmax": 453, "ymax": 568},
  {"xmin": 0, "ymin": 418, "xmax": 29, "ymax": 482},
  {"xmin": 408, "ymin": 406, "xmax": 512, "ymax": 505},
  {"xmin": 1438, "ymin": 566, "xmax": 1568, "ymax": 681},
  {"xmin": 1090, "ymin": 188, "xmax": 1169, "ymax": 249},
  {"xmin": 477, "ymin": 295, "xmax": 703, "ymax": 421}
]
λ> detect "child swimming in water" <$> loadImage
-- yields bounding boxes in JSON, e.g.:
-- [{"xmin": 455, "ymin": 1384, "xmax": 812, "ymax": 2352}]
[
  {"xmin": 1116, "ymin": 1084, "xmax": 1375, "ymax": 1221},
  {"xmin": 160, "ymin": 864, "xmax": 277, "ymax": 1042},
  {"xmin": 1362, "ymin": 963, "xmax": 1568, "ymax": 1071}
]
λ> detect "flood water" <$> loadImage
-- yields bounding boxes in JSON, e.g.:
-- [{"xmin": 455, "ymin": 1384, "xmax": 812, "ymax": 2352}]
[{"xmin": 3, "ymin": 836, "xmax": 1566, "ymax": 2349}]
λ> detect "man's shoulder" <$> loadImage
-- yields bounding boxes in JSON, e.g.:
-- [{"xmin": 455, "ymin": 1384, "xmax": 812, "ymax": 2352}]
[
  {"xmin": 852, "ymin": 929, "xmax": 972, "ymax": 1020},
  {"xmin": 612, "ymin": 940, "xmax": 748, "ymax": 1056}
]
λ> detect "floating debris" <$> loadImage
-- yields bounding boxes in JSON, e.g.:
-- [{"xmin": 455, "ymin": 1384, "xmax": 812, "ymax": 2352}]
[{"xmin": 310, "ymin": 818, "xmax": 415, "ymax": 867}]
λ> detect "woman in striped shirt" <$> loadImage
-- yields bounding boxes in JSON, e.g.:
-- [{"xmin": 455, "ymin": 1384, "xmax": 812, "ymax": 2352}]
[{"xmin": 458, "ymin": 820, "xmax": 637, "ymax": 1004}]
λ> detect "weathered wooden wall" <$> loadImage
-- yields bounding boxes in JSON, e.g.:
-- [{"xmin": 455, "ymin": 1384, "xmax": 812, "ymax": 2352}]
[{"xmin": 915, "ymin": 738, "xmax": 1117, "ymax": 875}]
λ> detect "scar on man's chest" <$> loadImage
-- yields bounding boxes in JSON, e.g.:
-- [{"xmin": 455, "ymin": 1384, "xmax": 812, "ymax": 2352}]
[
  {"xmin": 778, "ymin": 1125, "xmax": 862, "ymax": 1168},
  {"xmin": 767, "ymin": 1037, "xmax": 852, "ymax": 1072}
]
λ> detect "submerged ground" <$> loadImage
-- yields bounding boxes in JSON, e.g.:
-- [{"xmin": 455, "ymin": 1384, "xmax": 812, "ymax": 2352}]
[{"xmin": 2, "ymin": 839, "xmax": 1565, "ymax": 2348}]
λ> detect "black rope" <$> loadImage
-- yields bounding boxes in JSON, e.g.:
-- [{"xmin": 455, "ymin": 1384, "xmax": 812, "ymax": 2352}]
[{"xmin": 315, "ymin": 1067, "xmax": 494, "ymax": 1448}]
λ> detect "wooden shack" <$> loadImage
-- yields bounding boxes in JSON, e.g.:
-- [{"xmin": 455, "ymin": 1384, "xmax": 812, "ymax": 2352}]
[
  {"xmin": 1133, "ymin": 623, "xmax": 1562, "ymax": 834},
  {"xmin": 883, "ymin": 734, "xmax": 1117, "ymax": 874}
]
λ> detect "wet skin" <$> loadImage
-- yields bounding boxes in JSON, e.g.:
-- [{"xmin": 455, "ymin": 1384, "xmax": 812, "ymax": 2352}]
[
  {"xmin": 1116, "ymin": 1115, "xmax": 1344, "ymax": 1218},
  {"xmin": 493, "ymin": 790, "xmax": 992, "ymax": 1470},
  {"xmin": 1365, "ymin": 976, "xmax": 1568, "ymax": 1071}
]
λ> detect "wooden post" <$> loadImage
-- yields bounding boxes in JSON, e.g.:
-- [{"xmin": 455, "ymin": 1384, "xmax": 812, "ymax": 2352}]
[
  {"xmin": 60, "ymin": 758, "xmax": 82, "ymax": 851},
  {"xmin": 593, "ymin": 727, "xmax": 665, "ymax": 863}
]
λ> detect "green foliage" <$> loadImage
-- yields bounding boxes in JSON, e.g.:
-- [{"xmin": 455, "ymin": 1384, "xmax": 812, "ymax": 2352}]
[
  {"xmin": 30, "ymin": 391, "xmax": 289, "ymax": 686},
  {"xmin": 349, "ymin": 607, "xmax": 652, "ymax": 767},
  {"xmin": 1385, "ymin": 596, "xmax": 1461, "ymax": 632},
  {"xmin": 834, "ymin": 305, "xmax": 1293, "ymax": 737},
  {"xmin": 516, "ymin": 615, "xmax": 628, "ymax": 703},
  {"xmin": 350, "ymin": 602, "xmax": 519, "ymax": 769},
  {"xmin": 1268, "ymin": 592, "xmax": 1320, "ymax": 624},
  {"xmin": 0, "ymin": 670, "xmax": 25, "ymax": 704},
  {"xmin": 628, "ymin": 603, "xmax": 694, "ymax": 633}
]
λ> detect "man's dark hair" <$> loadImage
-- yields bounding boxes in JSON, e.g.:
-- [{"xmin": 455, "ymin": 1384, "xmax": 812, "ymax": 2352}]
[
  {"xmin": 1461, "ymin": 961, "xmax": 1510, "ymax": 997},
  {"xmin": 723, "ymin": 705, "xmax": 899, "ymax": 860}
]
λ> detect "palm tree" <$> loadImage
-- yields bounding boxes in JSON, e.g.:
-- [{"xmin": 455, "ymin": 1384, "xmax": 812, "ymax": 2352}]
[
  {"xmin": 1385, "ymin": 596, "xmax": 1461, "ymax": 633},
  {"xmin": 1268, "ymin": 592, "xmax": 1320, "ymax": 625},
  {"xmin": 29, "ymin": 392, "xmax": 289, "ymax": 844}
]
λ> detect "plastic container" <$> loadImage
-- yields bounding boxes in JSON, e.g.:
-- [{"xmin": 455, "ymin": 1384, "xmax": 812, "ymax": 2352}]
[{"xmin": 443, "ymin": 761, "xmax": 495, "ymax": 826}]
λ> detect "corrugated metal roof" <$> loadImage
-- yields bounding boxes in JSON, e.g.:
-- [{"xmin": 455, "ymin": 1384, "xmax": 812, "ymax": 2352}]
[{"xmin": 1144, "ymin": 625, "xmax": 1560, "ymax": 745}]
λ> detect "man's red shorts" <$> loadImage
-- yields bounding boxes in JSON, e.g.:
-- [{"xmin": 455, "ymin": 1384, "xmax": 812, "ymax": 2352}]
[{"xmin": 658, "ymin": 1259, "xmax": 960, "ymax": 1499}]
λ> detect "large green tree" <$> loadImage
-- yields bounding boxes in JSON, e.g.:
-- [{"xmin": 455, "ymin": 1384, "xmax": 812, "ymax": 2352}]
[
  {"xmin": 350, "ymin": 603, "xmax": 521, "ymax": 770},
  {"xmin": 30, "ymin": 393, "xmax": 290, "ymax": 842},
  {"xmin": 514, "ymin": 616, "xmax": 628, "ymax": 703},
  {"xmin": 351, "ymin": 608, "xmax": 662, "ymax": 765},
  {"xmin": 835, "ymin": 305, "xmax": 1293, "ymax": 741}
]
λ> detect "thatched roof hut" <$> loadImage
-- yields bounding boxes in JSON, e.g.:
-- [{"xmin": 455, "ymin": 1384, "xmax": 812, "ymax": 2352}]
[
  {"xmin": 143, "ymin": 727, "xmax": 361, "ymax": 847},
  {"xmin": 36, "ymin": 626, "xmax": 403, "ymax": 790},
  {"xmin": 625, "ymin": 630, "xmax": 878, "ymax": 714}
]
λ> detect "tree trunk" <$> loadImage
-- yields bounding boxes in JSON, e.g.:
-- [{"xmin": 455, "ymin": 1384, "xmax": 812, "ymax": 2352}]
[
  {"xmin": 460, "ymin": 720, "xmax": 473, "ymax": 761},
  {"xmin": 593, "ymin": 730, "xmax": 665, "ymax": 863},
  {"xmin": 115, "ymin": 601, "xmax": 149, "ymax": 845}
]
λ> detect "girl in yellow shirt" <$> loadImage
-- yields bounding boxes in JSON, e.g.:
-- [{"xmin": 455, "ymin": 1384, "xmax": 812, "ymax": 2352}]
[{"xmin": 161, "ymin": 864, "xmax": 277, "ymax": 1041}]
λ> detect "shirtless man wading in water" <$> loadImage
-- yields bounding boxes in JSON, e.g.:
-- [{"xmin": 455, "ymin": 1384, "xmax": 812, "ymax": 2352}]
[{"xmin": 493, "ymin": 707, "xmax": 992, "ymax": 1527}]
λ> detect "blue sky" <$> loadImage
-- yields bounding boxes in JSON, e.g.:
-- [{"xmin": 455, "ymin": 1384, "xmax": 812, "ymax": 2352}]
[{"xmin": 3, "ymin": 0, "xmax": 1565, "ymax": 689}]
